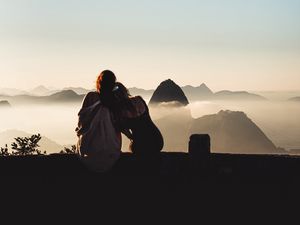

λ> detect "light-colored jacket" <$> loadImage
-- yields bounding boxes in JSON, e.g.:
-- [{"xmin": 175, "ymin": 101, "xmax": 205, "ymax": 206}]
[{"xmin": 76, "ymin": 100, "xmax": 121, "ymax": 172}]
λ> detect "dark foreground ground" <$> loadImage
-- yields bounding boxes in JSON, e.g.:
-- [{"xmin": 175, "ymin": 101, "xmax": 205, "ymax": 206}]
[{"xmin": 1, "ymin": 152, "xmax": 300, "ymax": 223}]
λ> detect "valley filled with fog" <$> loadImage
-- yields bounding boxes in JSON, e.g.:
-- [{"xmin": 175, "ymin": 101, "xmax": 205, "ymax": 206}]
[
  {"xmin": 187, "ymin": 100, "xmax": 300, "ymax": 151},
  {"xmin": 0, "ymin": 99, "xmax": 300, "ymax": 154}
]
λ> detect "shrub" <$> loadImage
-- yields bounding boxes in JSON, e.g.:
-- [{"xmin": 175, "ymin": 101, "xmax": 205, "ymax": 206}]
[
  {"xmin": 11, "ymin": 134, "xmax": 46, "ymax": 155},
  {"xmin": 0, "ymin": 144, "xmax": 10, "ymax": 156},
  {"xmin": 60, "ymin": 145, "xmax": 77, "ymax": 154}
]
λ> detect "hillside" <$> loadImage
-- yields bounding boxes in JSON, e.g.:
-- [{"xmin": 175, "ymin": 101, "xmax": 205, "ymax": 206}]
[
  {"xmin": 182, "ymin": 83, "xmax": 214, "ymax": 101},
  {"xmin": 289, "ymin": 97, "xmax": 300, "ymax": 102},
  {"xmin": 30, "ymin": 85, "xmax": 51, "ymax": 96},
  {"xmin": 190, "ymin": 110, "xmax": 278, "ymax": 154},
  {"xmin": 128, "ymin": 87, "xmax": 154, "ymax": 99},
  {"xmin": 213, "ymin": 90, "xmax": 266, "ymax": 101},
  {"xmin": 63, "ymin": 87, "xmax": 92, "ymax": 95},
  {"xmin": 0, "ymin": 90, "xmax": 84, "ymax": 105},
  {"xmin": 0, "ymin": 88, "xmax": 29, "ymax": 96},
  {"xmin": 47, "ymin": 90, "xmax": 83, "ymax": 102},
  {"xmin": 0, "ymin": 100, "xmax": 11, "ymax": 108}
]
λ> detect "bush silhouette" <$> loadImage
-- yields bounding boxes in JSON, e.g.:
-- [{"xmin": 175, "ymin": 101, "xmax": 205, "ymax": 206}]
[
  {"xmin": 0, "ymin": 144, "xmax": 10, "ymax": 156},
  {"xmin": 11, "ymin": 134, "xmax": 46, "ymax": 155},
  {"xmin": 1, "ymin": 134, "xmax": 77, "ymax": 156},
  {"xmin": 60, "ymin": 145, "xmax": 77, "ymax": 154}
]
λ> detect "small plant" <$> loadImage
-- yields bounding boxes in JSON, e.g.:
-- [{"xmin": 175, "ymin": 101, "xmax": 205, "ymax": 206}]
[
  {"xmin": 11, "ymin": 134, "xmax": 46, "ymax": 155},
  {"xmin": 60, "ymin": 145, "xmax": 77, "ymax": 154},
  {"xmin": 0, "ymin": 144, "xmax": 10, "ymax": 156}
]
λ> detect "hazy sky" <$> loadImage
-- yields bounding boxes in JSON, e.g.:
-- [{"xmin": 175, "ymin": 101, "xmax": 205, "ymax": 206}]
[{"xmin": 0, "ymin": 0, "xmax": 299, "ymax": 91}]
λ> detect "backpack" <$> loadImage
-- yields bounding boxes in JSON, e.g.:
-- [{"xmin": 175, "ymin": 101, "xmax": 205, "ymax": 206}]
[{"xmin": 76, "ymin": 100, "xmax": 121, "ymax": 172}]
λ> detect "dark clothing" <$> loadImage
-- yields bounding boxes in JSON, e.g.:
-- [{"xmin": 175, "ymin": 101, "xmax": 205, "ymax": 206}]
[{"xmin": 121, "ymin": 97, "xmax": 164, "ymax": 155}]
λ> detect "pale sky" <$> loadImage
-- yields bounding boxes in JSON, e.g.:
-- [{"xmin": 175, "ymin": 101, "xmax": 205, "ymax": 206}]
[{"xmin": 0, "ymin": 0, "xmax": 299, "ymax": 91}]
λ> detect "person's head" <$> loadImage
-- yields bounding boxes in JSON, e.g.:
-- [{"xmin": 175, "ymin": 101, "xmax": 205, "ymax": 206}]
[
  {"xmin": 112, "ymin": 82, "xmax": 131, "ymax": 102},
  {"xmin": 110, "ymin": 82, "xmax": 135, "ymax": 126},
  {"xmin": 96, "ymin": 70, "xmax": 116, "ymax": 93}
]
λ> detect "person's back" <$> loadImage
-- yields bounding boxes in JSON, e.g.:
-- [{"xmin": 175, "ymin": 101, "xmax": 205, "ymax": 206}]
[
  {"xmin": 76, "ymin": 71, "xmax": 122, "ymax": 172},
  {"xmin": 120, "ymin": 96, "xmax": 164, "ymax": 155}
]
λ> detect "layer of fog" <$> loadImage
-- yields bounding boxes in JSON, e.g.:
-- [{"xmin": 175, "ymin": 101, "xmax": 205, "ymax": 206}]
[
  {"xmin": 149, "ymin": 100, "xmax": 300, "ymax": 151},
  {"xmin": 0, "ymin": 100, "xmax": 300, "ymax": 153},
  {"xmin": 188, "ymin": 100, "xmax": 300, "ymax": 150},
  {"xmin": 0, "ymin": 104, "xmax": 81, "ymax": 151}
]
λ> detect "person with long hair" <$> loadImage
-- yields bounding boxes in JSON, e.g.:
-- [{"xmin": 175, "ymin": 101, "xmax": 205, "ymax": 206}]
[
  {"xmin": 82, "ymin": 70, "xmax": 116, "ymax": 108},
  {"xmin": 110, "ymin": 82, "xmax": 164, "ymax": 155},
  {"xmin": 76, "ymin": 70, "xmax": 122, "ymax": 172}
]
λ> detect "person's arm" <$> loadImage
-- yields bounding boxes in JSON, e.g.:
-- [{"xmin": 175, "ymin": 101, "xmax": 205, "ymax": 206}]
[
  {"xmin": 122, "ymin": 128, "xmax": 133, "ymax": 140},
  {"xmin": 76, "ymin": 92, "xmax": 100, "ymax": 135}
]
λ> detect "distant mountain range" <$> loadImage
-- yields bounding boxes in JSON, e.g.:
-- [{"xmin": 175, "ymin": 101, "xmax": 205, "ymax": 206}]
[
  {"xmin": 289, "ymin": 97, "xmax": 300, "ymax": 102},
  {"xmin": 0, "ymin": 130, "xmax": 63, "ymax": 153},
  {"xmin": 0, "ymin": 100, "xmax": 11, "ymax": 108},
  {"xmin": 0, "ymin": 82, "xmax": 269, "ymax": 104},
  {"xmin": 62, "ymin": 87, "xmax": 92, "ymax": 95},
  {"xmin": 130, "ymin": 84, "xmax": 267, "ymax": 102},
  {"xmin": 30, "ymin": 85, "xmax": 54, "ymax": 96},
  {"xmin": 181, "ymin": 83, "xmax": 213, "ymax": 101},
  {"xmin": 152, "ymin": 105, "xmax": 281, "ymax": 154},
  {"xmin": 213, "ymin": 90, "xmax": 266, "ymax": 101},
  {"xmin": 0, "ymin": 88, "xmax": 29, "ymax": 96},
  {"xmin": 0, "ymin": 86, "xmax": 91, "ymax": 97},
  {"xmin": 149, "ymin": 79, "xmax": 282, "ymax": 154},
  {"xmin": 0, "ymin": 90, "xmax": 84, "ymax": 105},
  {"xmin": 155, "ymin": 108, "xmax": 281, "ymax": 154},
  {"xmin": 254, "ymin": 91, "xmax": 300, "ymax": 101},
  {"xmin": 128, "ymin": 87, "xmax": 154, "ymax": 99}
]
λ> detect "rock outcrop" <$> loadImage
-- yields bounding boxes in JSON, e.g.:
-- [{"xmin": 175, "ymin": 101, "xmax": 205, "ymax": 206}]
[{"xmin": 149, "ymin": 79, "xmax": 189, "ymax": 106}]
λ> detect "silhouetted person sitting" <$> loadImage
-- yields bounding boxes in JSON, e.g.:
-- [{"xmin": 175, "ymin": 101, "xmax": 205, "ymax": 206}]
[
  {"xmin": 76, "ymin": 70, "xmax": 122, "ymax": 172},
  {"xmin": 111, "ymin": 82, "xmax": 164, "ymax": 156}
]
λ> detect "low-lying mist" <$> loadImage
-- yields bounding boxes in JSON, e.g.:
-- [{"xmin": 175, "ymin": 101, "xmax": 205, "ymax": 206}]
[
  {"xmin": 188, "ymin": 100, "xmax": 300, "ymax": 150},
  {"xmin": 0, "ymin": 100, "xmax": 300, "ymax": 154},
  {"xmin": 0, "ymin": 104, "xmax": 81, "ymax": 151}
]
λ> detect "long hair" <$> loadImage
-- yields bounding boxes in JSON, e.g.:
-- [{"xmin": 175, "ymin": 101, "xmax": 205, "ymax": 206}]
[
  {"xmin": 111, "ymin": 82, "xmax": 136, "ymax": 127},
  {"xmin": 96, "ymin": 70, "xmax": 116, "ymax": 107},
  {"xmin": 96, "ymin": 70, "xmax": 116, "ymax": 93}
]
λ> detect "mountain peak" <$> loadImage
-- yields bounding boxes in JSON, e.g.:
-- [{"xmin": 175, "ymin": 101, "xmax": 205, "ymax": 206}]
[
  {"xmin": 49, "ymin": 90, "xmax": 80, "ymax": 101},
  {"xmin": 62, "ymin": 87, "xmax": 91, "ymax": 95},
  {"xmin": 149, "ymin": 79, "xmax": 189, "ymax": 106},
  {"xmin": 30, "ymin": 85, "xmax": 50, "ymax": 96},
  {"xmin": 32, "ymin": 85, "xmax": 48, "ymax": 90},
  {"xmin": 199, "ymin": 83, "xmax": 213, "ymax": 93},
  {"xmin": 181, "ymin": 83, "xmax": 213, "ymax": 101},
  {"xmin": 0, "ymin": 100, "xmax": 11, "ymax": 108},
  {"xmin": 198, "ymin": 83, "xmax": 210, "ymax": 90}
]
